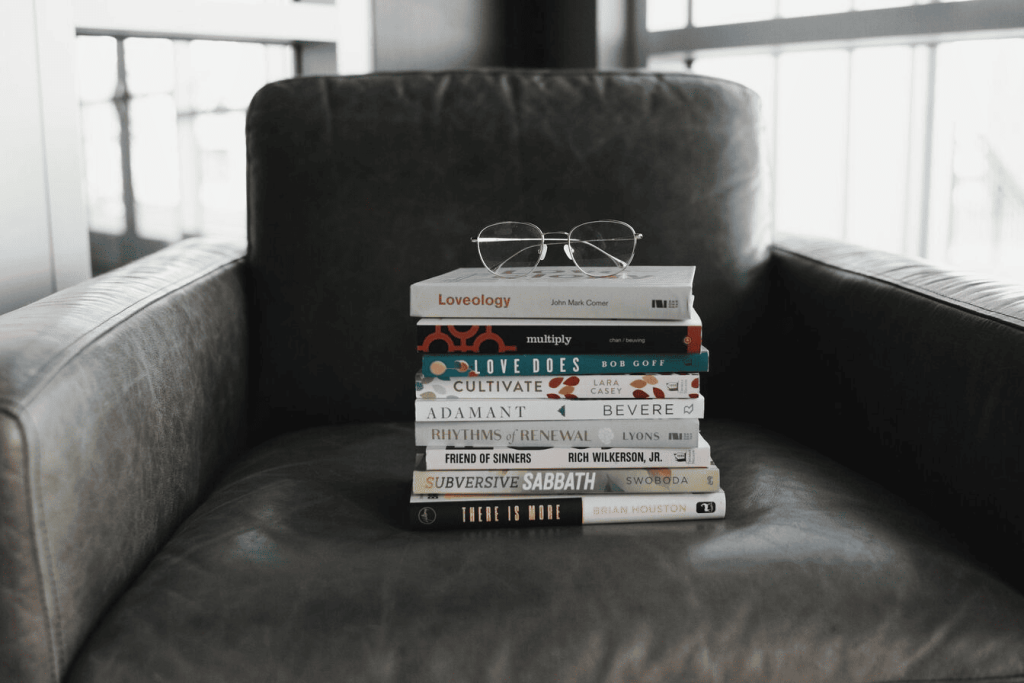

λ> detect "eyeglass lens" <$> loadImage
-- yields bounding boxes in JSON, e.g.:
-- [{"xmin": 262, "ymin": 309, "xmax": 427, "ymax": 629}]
[
  {"xmin": 476, "ymin": 222, "xmax": 546, "ymax": 275},
  {"xmin": 568, "ymin": 221, "xmax": 637, "ymax": 276}
]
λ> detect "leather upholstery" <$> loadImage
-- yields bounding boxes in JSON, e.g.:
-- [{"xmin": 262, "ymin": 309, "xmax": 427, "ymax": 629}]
[
  {"xmin": 769, "ymin": 234, "xmax": 1024, "ymax": 586},
  {"xmin": 0, "ymin": 239, "xmax": 248, "ymax": 683},
  {"xmin": 1, "ymin": 71, "xmax": 1022, "ymax": 682},
  {"xmin": 66, "ymin": 420, "xmax": 1024, "ymax": 682},
  {"xmin": 246, "ymin": 71, "xmax": 771, "ymax": 439}
]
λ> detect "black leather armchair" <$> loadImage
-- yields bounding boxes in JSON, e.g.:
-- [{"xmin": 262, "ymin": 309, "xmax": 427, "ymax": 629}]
[{"xmin": 2, "ymin": 70, "xmax": 1023, "ymax": 682}]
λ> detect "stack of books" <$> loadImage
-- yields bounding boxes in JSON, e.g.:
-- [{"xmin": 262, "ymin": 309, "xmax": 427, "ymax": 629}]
[{"xmin": 407, "ymin": 266, "xmax": 725, "ymax": 529}]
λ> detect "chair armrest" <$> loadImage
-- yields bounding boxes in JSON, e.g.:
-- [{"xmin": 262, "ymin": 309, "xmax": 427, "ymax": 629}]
[
  {"xmin": 768, "ymin": 233, "xmax": 1024, "ymax": 577},
  {"xmin": 0, "ymin": 238, "xmax": 248, "ymax": 683}
]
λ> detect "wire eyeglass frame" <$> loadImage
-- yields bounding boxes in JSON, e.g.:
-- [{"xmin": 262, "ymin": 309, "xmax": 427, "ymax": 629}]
[{"xmin": 471, "ymin": 220, "xmax": 643, "ymax": 278}]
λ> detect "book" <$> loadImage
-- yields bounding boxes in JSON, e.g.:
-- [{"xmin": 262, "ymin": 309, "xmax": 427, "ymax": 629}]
[
  {"xmin": 420, "ymin": 435, "xmax": 712, "ymax": 470},
  {"xmin": 414, "ymin": 418, "xmax": 700, "ymax": 448},
  {"xmin": 416, "ymin": 372, "xmax": 701, "ymax": 399},
  {"xmin": 409, "ymin": 266, "xmax": 695, "ymax": 320},
  {"xmin": 411, "ymin": 462, "xmax": 719, "ymax": 495},
  {"xmin": 409, "ymin": 489, "xmax": 726, "ymax": 529},
  {"xmin": 421, "ymin": 348, "xmax": 709, "ymax": 379},
  {"xmin": 415, "ymin": 396, "xmax": 704, "ymax": 421},
  {"xmin": 415, "ymin": 314, "xmax": 701, "ymax": 355}
]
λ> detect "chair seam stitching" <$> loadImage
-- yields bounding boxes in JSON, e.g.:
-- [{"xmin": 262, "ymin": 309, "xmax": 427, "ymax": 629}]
[
  {"xmin": 1, "ymin": 407, "xmax": 63, "ymax": 683},
  {"xmin": 873, "ymin": 673, "xmax": 1024, "ymax": 683},
  {"xmin": 10, "ymin": 253, "xmax": 245, "ymax": 414},
  {"xmin": 772, "ymin": 244, "xmax": 1024, "ymax": 328}
]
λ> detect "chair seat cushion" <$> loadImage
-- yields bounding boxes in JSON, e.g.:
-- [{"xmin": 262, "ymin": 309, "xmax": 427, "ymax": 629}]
[{"xmin": 67, "ymin": 419, "xmax": 1024, "ymax": 682}]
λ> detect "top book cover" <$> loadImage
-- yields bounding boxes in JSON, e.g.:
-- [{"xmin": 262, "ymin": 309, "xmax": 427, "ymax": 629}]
[{"xmin": 410, "ymin": 266, "xmax": 696, "ymax": 321}]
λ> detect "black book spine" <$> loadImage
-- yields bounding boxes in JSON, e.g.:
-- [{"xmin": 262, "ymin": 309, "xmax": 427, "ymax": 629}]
[
  {"xmin": 416, "ymin": 324, "xmax": 700, "ymax": 355},
  {"xmin": 410, "ymin": 497, "xmax": 585, "ymax": 530}
]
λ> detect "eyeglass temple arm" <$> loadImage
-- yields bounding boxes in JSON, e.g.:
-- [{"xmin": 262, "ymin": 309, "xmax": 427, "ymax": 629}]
[
  {"xmin": 471, "ymin": 233, "xmax": 642, "ymax": 270},
  {"xmin": 472, "ymin": 234, "xmax": 642, "ymax": 243},
  {"xmin": 470, "ymin": 234, "xmax": 642, "ymax": 244}
]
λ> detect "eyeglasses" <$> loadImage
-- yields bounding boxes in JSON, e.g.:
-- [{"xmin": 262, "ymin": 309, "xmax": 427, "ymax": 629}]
[{"xmin": 471, "ymin": 220, "xmax": 643, "ymax": 277}]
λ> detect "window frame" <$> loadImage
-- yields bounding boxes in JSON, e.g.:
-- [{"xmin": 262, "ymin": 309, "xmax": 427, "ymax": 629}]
[
  {"xmin": 74, "ymin": 0, "xmax": 373, "ymax": 73},
  {"xmin": 634, "ymin": 0, "xmax": 1024, "ymax": 276},
  {"xmin": 634, "ymin": 0, "xmax": 1024, "ymax": 63},
  {"xmin": 72, "ymin": 0, "xmax": 374, "ymax": 273}
]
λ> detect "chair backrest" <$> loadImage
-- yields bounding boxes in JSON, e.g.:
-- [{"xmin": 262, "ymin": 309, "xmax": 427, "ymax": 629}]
[{"xmin": 246, "ymin": 70, "xmax": 770, "ymax": 436}]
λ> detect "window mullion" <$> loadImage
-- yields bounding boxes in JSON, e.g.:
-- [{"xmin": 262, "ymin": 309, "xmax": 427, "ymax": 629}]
[
  {"xmin": 114, "ymin": 37, "xmax": 136, "ymax": 241},
  {"xmin": 913, "ymin": 44, "xmax": 938, "ymax": 259},
  {"xmin": 840, "ymin": 48, "xmax": 853, "ymax": 242},
  {"xmin": 173, "ymin": 40, "xmax": 198, "ymax": 240},
  {"xmin": 770, "ymin": 50, "xmax": 781, "ymax": 234}
]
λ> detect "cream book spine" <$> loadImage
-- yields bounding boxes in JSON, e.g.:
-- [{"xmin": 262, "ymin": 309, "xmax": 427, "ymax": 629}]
[
  {"xmin": 416, "ymin": 372, "xmax": 701, "ymax": 399},
  {"xmin": 409, "ymin": 266, "xmax": 695, "ymax": 320}
]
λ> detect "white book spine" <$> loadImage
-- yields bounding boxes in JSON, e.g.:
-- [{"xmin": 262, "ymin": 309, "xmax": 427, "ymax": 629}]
[
  {"xmin": 422, "ymin": 435, "xmax": 712, "ymax": 469},
  {"xmin": 410, "ymin": 294, "xmax": 691, "ymax": 320},
  {"xmin": 581, "ymin": 490, "xmax": 726, "ymax": 524},
  {"xmin": 409, "ymin": 267, "xmax": 694, "ymax": 320},
  {"xmin": 415, "ymin": 396, "xmax": 703, "ymax": 421},
  {"xmin": 414, "ymin": 418, "xmax": 699, "ymax": 448},
  {"xmin": 416, "ymin": 372, "xmax": 701, "ymax": 399}
]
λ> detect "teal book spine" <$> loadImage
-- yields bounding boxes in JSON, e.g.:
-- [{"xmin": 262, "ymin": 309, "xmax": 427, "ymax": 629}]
[{"xmin": 421, "ymin": 348, "xmax": 709, "ymax": 379}]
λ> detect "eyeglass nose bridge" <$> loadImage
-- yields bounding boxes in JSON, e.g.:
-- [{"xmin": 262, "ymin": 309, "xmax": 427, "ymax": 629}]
[{"xmin": 536, "ymin": 231, "xmax": 571, "ymax": 263}]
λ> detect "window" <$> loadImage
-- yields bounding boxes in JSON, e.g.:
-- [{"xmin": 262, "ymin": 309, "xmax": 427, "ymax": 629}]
[
  {"xmin": 71, "ymin": 0, "xmax": 373, "ymax": 274},
  {"xmin": 76, "ymin": 35, "xmax": 294, "ymax": 273},
  {"xmin": 640, "ymin": 0, "xmax": 1024, "ymax": 284}
]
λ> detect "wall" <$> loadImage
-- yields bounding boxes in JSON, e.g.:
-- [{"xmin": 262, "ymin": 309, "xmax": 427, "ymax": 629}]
[
  {"xmin": 506, "ymin": 0, "xmax": 633, "ymax": 69},
  {"xmin": 372, "ymin": 0, "xmax": 507, "ymax": 71},
  {"xmin": 371, "ymin": 0, "xmax": 632, "ymax": 72},
  {"xmin": 1, "ymin": 0, "xmax": 91, "ymax": 315}
]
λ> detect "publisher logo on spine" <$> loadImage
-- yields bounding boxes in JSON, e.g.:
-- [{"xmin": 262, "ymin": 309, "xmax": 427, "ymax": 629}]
[
  {"xmin": 417, "ymin": 507, "xmax": 437, "ymax": 525},
  {"xmin": 696, "ymin": 502, "xmax": 716, "ymax": 514},
  {"xmin": 651, "ymin": 299, "xmax": 679, "ymax": 309}
]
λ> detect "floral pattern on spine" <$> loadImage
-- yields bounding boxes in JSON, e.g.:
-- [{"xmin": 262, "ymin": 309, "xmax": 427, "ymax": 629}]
[
  {"xmin": 546, "ymin": 376, "xmax": 581, "ymax": 399},
  {"xmin": 630, "ymin": 375, "xmax": 665, "ymax": 399},
  {"xmin": 414, "ymin": 372, "xmax": 700, "ymax": 400}
]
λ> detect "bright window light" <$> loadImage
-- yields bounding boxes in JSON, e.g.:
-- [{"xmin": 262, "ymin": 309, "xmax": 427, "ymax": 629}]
[
  {"xmin": 75, "ymin": 34, "xmax": 294, "ymax": 271},
  {"xmin": 646, "ymin": 0, "xmax": 689, "ymax": 32},
  {"xmin": 643, "ymin": 0, "xmax": 1024, "ymax": 284},
  {"xmin": 778, "ymin": 0, "xmax": 852, "ymax": 18},
  {"xmin": 679, "ymin": 35, "xmax": 1024, "ymax": 285},
  {"xmin": 931, "ymin": 39, "xmax": 1024, "ymax": 281},
  {"xmin": 774, "ymin": 50, "xmax": 850, "ymax": 240},
  {"xmin": 76, "ymin": 36, "xmax": 123, "ymax": 236},
  {"xmin": 846, "ymin": 45, "xmax": 914, "ymax": 254},
  {"xmin": 691, "ymin": 0, "xmax": 775, "ymax": 27}
]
